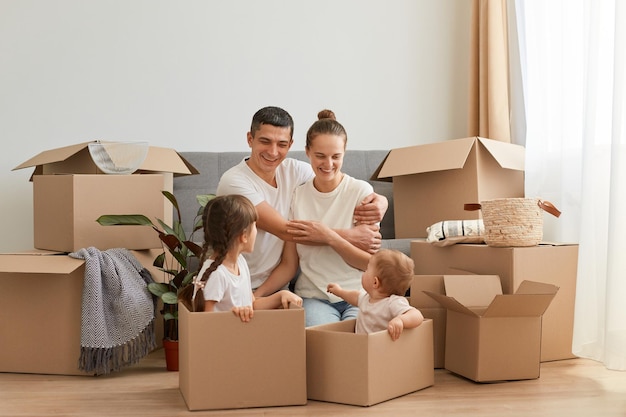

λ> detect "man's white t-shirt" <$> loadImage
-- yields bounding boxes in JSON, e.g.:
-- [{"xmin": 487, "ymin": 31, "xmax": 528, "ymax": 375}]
[
  {"xmin": 355, "ymin": 291, "xmax": 414, "ymax": 334},
  {"xmin": 292, "ymin": 174, "xmax": 373, "ymax": 302},
  {"xmin": 217, "ymin": 158, "xmax": 313, "ymax": 289},
  {"xmin": 198, "ymin": 255, "xmax": 253, "ymax": 312}
]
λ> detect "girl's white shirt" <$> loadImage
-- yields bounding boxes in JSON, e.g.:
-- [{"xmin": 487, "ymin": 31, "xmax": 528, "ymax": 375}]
[{"xmin": 195, "ymin": 254, "xmax": 253, "ymax": 311}]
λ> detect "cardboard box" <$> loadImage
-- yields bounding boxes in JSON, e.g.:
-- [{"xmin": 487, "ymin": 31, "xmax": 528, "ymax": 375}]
[
  {"xmin": 411, "ymin": 240, "xmax": 578, "ymax": 361},
  {"xmin": 372, "ymin": 137, "xmax": 525, "ymax": 238},
  {"xmin": 425, "ymin": 276, "xmax": 558, "ymax": 382},
  {"xmin": 13, "ymin": 141, "xmax": 199, "ymax": 252},
  {"xmin": 306, "ymin": 318, "xmax": 434, "ymax": 406},
  {"xmin": 0, "ymin": 249, "xmax": 164, "ymax": 375},
  {"xmin": 178, "ymin": 304, "xmax": 307, "ymax": 411},
  {"xmin": 32, "ymin": 174, "xmax": 167, "ymax": 252}
]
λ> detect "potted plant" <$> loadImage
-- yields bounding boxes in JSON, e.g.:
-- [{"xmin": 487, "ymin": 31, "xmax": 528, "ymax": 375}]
[{"xmin": 96, "ymin": 190, "xmax": 214, "ymax": 371}]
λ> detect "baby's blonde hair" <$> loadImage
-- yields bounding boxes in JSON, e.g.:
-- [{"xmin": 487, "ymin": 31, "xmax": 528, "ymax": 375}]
[{"xmin": 372, "ymin": 249, "xmax": 414, "ymax": 296}]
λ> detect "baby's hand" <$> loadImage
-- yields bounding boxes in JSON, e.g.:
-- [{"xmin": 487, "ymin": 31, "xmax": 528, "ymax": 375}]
[
  {"xmin": 280, "ymin": 290, "xmax": 302, "ymax": 309},
  {"xmin": 232, "ymin": 305, "xmax": 254, "ymax": 322},
  {"xmin": 327, "ymin": 283, "xmax": 342, "ymax": 295},
  {"xmin": 388, "ymin": 316, "xmax": 405, "ymax": 341}
]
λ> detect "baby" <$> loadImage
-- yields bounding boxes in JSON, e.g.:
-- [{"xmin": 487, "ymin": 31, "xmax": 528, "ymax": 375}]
[{"xmin": 327, "ymin": 249, "xmax": 424, "ymax": 340}]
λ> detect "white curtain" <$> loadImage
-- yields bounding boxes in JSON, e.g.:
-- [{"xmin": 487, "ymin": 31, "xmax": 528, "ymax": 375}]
[{"xmin": 514, "ymin": 0, "xmax": 626, "ymax": 370}]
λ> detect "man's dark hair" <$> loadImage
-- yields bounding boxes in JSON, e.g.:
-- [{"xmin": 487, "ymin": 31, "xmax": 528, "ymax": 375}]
[{"xmin": 250, "ymin": 106, "xmax": 294, "ymax": 139}]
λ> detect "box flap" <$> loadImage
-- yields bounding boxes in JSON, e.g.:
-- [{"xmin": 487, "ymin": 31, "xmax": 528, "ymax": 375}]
[
  {"xmin": 13, "ymin": 141, "xmax": 199, "ymax": 177},
  {"xmin": 423, "ymin": 291, "xmax": 479, "ymax": 317},
  {"xmin": 375, "ymin": 137, "xmax": 476, "ymax": 179},
  {"xmin": 516, "ymin": 280, "xmax": 560, "ymax": 296},
  {"xmin": 138, "ymin": 146, "xmax": 199, "ymax": 176},
  {"xmin": 13, "ymin": 142, "xmax": 93, "ymax": 170},
  {"xmin": 443, "ymin": 275, "xmax": 502, "ymax": 308},
  {"xmin": 477, "ymin": 137, "xmax": 525, "ymax": 171},
  {"xmin": 482, "ymin": 293, "xmax": 557, "ymax": 317},
  {"xmin": 0, "ymin": 253, "xmax": 84, "ymax": 274}
]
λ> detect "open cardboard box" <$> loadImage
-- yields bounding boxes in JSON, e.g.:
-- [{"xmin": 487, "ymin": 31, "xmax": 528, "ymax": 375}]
[
  {"xmin": 409, "ymin": 274, "xmax": 485, "ymax": 368},
  {"xmin": 306, "ymin": 318, "xmax": 434, "ymax": 406},
  {"xmin": 372, "ymin": 136, "xmax": 525, "ymax": 238},
  {"xmin": 411, "ymin": 240, "xmax": 578, "ymax": 361},
  {"xmin": 13, "ymin": 141, "xmax": 199, "ymax": 252},
  {"xmin": 0, "ymin": 249, "xmax": 161, "ymax": 375},
  {"xmin": 424, "ymin": 275, "xmax": 558, "ymax": 382},
  {"xmin": 178, "ymin": 303, "xmax": 307, "ymax": 411}
]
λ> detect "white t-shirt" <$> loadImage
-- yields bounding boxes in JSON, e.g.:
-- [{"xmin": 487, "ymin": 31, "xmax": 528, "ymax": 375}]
[
  {"xmin": 355, "ymin": 291, "xmax": 414, "ymax": 334},
  {"xmin": 217, "ymin": 157, "xmax": 313, "ymax": 289},
  {"xmin": 292, "ymin": 174, "xmax": 374, "ymax": 302},
  {"xmin": 196, "ymin": 255, "xmax": 253, "ymax": 312}
]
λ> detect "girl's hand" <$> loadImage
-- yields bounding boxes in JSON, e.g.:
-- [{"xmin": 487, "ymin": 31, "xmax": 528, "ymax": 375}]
[
  {"xmin": 327, "ymin": 283, "xmax": 342, "ymax": 295},
  {"xmin": 387, "ymin": 316, "xmax": 404, "ymax": 341},
  {"xmin": 232, "ymin": 305, "xmax": 254, "ymax": 322},
  {"xmin": 279, "ymin": 290, "xmax": 302, "ymax": 309}
]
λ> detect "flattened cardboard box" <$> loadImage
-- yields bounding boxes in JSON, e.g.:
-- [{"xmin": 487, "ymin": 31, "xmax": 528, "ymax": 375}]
[
  {"xmin": 372, "ymin": 136, "xmax": 525, "ymax": 238},
  {"xmin": 306, "ymin": 318, "xmax": 434, "ymax": 406},
  {"xmin": 411, "ymin": 240, "xmax": 578, "ymax": 361},
  {"xmin": 0, "ymin": 249, "xmax": 163, "ymax": 375},
  {"xmin": 13, "ymin": 141, "xmax": 199, "ymax": 253},
  {"xmin": 425, "ymin": 275, "xmax": 558, "ymax": 382},
  {"xmin": 178, "ymin": 304, "xmax": 307, "ymax": 411}
]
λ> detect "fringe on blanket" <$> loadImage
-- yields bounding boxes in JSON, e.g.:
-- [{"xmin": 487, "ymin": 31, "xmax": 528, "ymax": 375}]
[{"xmin": 79, "ymin": 319, "xmax": 157, "ymax": 376}]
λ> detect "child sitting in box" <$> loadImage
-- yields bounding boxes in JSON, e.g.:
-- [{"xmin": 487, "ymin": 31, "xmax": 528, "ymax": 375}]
[
  {"xmin": 178, "ymin": 194, "xmax": 301, "ymax": 322},
  {"xmin": 327, "ymin": 249, "xmax": 423, "ymax": 340}
]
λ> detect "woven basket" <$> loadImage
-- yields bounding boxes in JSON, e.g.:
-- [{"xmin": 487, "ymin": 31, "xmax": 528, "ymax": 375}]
[{"xmin": 465, "ymin": 198, "xmax": 561, "ymax": 247}]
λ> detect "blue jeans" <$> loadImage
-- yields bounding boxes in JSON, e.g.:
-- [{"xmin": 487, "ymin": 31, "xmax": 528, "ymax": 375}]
[{"xmin": 302, "ymin": 298, "xmax": 358, "ymax": 327}]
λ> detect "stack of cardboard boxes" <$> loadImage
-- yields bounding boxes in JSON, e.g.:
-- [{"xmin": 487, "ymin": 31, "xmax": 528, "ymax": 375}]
[
  {"xmin": 3, "ymin": 141, "xmax": 436, "ymax": 411},
  {"xmin": 1, "ymin": 141, "xmax": 198, "ymax": 375},
  {"xmin": 373, "ymin": 136, "xmax": 578, "ymax": 382}
]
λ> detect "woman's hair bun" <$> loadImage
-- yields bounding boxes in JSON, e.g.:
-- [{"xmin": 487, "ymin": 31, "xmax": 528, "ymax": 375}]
[{"xmin": 317, "ymin": 109, "xmax": 336, "ymax": 121}]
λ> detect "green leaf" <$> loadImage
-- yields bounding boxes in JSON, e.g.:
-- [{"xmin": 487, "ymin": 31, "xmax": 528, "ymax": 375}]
[
  {"xmin": 196, "ymin": 194, "xmax": 216, "ymax": 208},
  {"xmin": 147, "ymin": 282, "xmax": 169, "ymax": 297},
  {"xmin": 163, "ymin": 312, "xmax": 177, "ymax": 321},
  {"xmin": 161, "ymin": 291, "xmax": 178, "ymax": 304},
  {"xmin": 96, "ymin": 214, "xmax": 154, "ymax": 227}
]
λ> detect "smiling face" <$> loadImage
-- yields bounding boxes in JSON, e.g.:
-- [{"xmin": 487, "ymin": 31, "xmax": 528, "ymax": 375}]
[
  {"xmin": 306, "ymin": 133, "xmax": 345, "ymax": 192},
  {"xmin": 246, "ymin": 124, "xmax": 293, "ymax": 184}
]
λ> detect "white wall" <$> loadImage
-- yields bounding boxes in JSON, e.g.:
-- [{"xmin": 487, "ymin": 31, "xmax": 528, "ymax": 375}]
[{"xmin": 0, "ymin": 0, "xmax": 472, "ymax": 252}]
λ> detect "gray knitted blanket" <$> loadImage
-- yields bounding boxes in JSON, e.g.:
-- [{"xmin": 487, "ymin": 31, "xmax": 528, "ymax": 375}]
[{"xmin": 70, "ymin": 247, "xmax": 156, "ymax": 375}]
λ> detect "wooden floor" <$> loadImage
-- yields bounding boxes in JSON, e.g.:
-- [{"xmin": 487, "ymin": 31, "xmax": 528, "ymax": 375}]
[{"xmin": 2, "ymin": 349, "xmax": 625, "ymax": 417}]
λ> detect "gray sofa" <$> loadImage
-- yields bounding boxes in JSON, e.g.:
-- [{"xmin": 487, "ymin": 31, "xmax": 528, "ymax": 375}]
[{"xmin": 173, "ymin": 151, "xmax": 412, "ymax": 255}]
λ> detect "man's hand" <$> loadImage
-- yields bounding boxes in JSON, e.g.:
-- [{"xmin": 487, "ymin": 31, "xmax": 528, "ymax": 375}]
[
  {"xmin": 354, "ymin": 193, "xmax": 388, "ymax": 225},
  {"xmin": 342, "ymin": 223, "xmax": 381, "ymax": 254}
]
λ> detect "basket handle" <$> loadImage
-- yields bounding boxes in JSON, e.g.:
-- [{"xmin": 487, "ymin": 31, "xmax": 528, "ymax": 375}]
[
  {"xmin": 538, "ymin": 200, "xmax": 561, "ymax": 218},
  {"xmin": 464, "ymin": 203, "xmax": 481, "ymax": 211}
]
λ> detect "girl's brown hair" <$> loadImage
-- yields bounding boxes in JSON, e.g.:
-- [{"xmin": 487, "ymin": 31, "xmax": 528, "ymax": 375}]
[
  {"xmin": 373, "ymin": 249, "xmax": 415, "ymax": 296},
  {"xmin": 178, "ymin": 194, "xmax": 257, "ymax": 312},
  {"xmin": 305, "ymin": 109, "xmax": 348, "ymax": 150}
]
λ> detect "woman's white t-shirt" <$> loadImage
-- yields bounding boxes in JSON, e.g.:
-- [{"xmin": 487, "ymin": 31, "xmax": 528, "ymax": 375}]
[{"xmin": 291, "ymin": 174, "xmax": 373, "ymax": 302}]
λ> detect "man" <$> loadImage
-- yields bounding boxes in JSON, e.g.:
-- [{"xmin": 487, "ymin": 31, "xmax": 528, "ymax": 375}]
[{"xmin": 217, "ymin": 106, "xmax": 387, "ymax": 289}]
